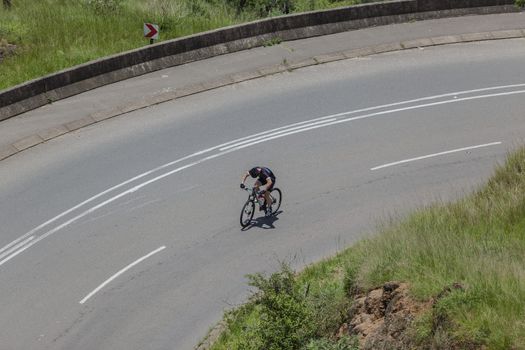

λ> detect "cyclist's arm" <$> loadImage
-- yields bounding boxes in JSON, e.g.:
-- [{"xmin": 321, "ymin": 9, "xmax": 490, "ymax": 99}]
[{"xmin": 241, "ymin": 172, "xmax": 250, "ymax": 185}]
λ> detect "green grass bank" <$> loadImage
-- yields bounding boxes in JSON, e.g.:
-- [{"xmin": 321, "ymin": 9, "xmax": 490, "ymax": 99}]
[
  {"xmin": 210, "ymin": 146, "xmax": 525, "ymax": 349},
  {"xmin": 0, "ymin": 0, "xmax": 371, "ymax": 91}
]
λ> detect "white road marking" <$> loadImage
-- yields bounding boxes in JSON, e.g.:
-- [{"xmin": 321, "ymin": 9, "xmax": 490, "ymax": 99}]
[
  {"xmin": 6, "ymin": 83, "xmax": 524, "ymax": 246},
  {"xmin": 79, "ymin": 246, "xmax": 166, "ymax": 304},
  {"xmin": 219, "ymin": 118, "xmax": 337, "ymax": 151},
  {"xmin": 371, "ymin": 142, "xmax": 503, "ymax": 170},
  {"xmin": 75, "ymin": 198, "xmax": 163, "ymax": 227},
  {"xmin": 0, "ymin": 118, "xmax": 345, "ymax": 256},
  {"xmin": 0, "ymin": 150, "xmax": 217, "ymax": 256},
  {"xmin": 218, "ymin": 90, "xmax": 525, "ymax": 151},
  {"xmin": 0, "ymin": 153, "xmax": 234, "ymax": 267},
  {"xmin": 334, "ymin": 89, "xmax": 525, "ymax": 124},
  {"xmin": 2, "ymin": 83, "xmax": 525, "ymax": 267},
  {"xmin": 0, "ymin": 236, "xmax": 34, "ymax": 261}
]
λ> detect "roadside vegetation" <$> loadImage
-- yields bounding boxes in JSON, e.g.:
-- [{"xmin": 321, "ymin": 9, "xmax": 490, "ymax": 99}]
[
  {"xmin": 0, "ymin": 0, "xmax": 375, "ymax": 90},
  {"xmin": 210, "ymin": 145, "xmax": 525, "ymax": 349}
]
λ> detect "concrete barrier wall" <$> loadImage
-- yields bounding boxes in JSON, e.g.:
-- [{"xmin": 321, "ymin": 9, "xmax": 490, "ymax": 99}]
[{"xmin": 0, "ymin": 0, "xmax": 518, "ymax": 120}]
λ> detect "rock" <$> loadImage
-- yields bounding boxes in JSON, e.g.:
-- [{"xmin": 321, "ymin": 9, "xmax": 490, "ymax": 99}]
[{"xmin": 348, "ymin": 282, "xmax": 429, "ymax": 349}]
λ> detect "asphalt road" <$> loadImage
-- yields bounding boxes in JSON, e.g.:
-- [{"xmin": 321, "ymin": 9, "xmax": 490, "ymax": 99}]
[{"xmin": 1, "ymin": 38, "xmax": 525, "ymax": 349}]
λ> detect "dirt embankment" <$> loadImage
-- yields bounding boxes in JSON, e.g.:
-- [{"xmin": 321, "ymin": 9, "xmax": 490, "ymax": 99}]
[
  {"xmin": 339, "ymin": 281, "xmax": 470, "ymax": 349},
  {"xmin": 341, "ymin": 282, "xmax": 429, "ymax": 349}
]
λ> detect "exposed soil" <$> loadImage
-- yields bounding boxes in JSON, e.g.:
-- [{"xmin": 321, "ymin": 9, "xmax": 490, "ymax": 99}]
[
  {"xmin": 341, "ymin": 282, "xmax": 431, "ymax": 349},
  {"xmin": 339, "ymin": 281, "xmax": 477, "ymax": 349}
]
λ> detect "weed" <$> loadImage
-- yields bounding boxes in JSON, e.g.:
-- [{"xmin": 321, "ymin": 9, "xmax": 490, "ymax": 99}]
[
  {"xmin": 304, "ymin": 335, "xmax": 359, "ymax": 350},
  {"xmin": 263, "ymin": 36, "xmax": 283, "ymax": 46}
]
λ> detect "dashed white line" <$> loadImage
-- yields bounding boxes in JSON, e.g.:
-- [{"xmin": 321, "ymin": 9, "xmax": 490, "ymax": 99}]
[
  {"xmin": 79, "ymin": 246, "xmax": 166, "ymax": 304},
  {"xmin": 371, "ymin": 142, "xmax": 503, "ymax": 171}
]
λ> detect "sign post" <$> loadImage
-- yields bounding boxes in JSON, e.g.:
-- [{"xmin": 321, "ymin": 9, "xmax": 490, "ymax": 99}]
[{"xmin": 144, "ymin": 23, "xmax": 159, "ymax": 44}]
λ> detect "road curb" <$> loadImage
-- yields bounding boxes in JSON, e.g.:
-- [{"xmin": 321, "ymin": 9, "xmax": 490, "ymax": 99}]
[
  {"xmin": 1, "ymin": 1, "xmax": 518, "ymax": 121},
  {"xmin": 1, "ymin": 30, "xmax": 524, "ymax": 163}
]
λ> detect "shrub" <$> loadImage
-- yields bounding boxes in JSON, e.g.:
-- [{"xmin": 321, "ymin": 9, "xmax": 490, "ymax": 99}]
[
  {"xmin": 225, "ymin": 0, "xmax": 295, "ymax": 17},
  {"xmin": 243, "ymin": 263, "xmax": 316, "ymax": 350}
]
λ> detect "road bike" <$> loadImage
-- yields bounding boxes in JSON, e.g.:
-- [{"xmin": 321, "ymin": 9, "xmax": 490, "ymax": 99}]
[{"xmin": 240, "ymin": 186, "xmax": 282, "ymax": 228}]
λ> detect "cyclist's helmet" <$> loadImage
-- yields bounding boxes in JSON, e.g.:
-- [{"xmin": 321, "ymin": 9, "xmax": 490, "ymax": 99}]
[{"xmin": 249, "ymin": 167, "xmax": 260, "ymax": 178}]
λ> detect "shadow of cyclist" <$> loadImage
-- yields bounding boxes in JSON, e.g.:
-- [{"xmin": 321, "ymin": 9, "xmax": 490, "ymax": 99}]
[{"xmin": 241, "ymin": 210, "xmax": 282, "ymax": 231}]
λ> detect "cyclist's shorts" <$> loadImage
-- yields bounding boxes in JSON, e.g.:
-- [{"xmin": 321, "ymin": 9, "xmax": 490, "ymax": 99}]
[{"xmin": 256, "ymin": 178, "xmax": 275, "ymax": 191}]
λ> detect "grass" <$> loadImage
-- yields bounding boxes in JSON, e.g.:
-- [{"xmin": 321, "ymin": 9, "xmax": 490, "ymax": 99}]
[
  {"xmin": 210, "ymin": 146, "xmax": 525, "ymax": 349},
  {"xmin": 0, "ymin": 0, "xmax": 376, "ymax": 91},
  {"xmin": 0, "ymin": 0, "xmax": 251, "ymax": 90}
]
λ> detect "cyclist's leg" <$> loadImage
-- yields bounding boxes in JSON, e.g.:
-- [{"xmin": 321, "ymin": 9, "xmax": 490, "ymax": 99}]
[
  {"xmin": 254, "ymin": 180, "xmax": 265, "ymax": 211},
  {"xmin": 264, "ymin": 179, "xmax": 275, "ymax": 207},
  {"xmin": 264, "ymin": 190, "xmax": 271, "ymax": 205}
]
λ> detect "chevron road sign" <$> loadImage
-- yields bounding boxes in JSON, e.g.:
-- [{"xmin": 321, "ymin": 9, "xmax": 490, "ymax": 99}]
[{"xmin": 144, "ymin": 23, "xmax": 159, "ymax": 42}]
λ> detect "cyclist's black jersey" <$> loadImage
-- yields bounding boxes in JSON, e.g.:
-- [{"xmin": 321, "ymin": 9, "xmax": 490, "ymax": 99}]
[{"xmin": 251, "ymin": 167, "xmax": 276, "ymax": 186}]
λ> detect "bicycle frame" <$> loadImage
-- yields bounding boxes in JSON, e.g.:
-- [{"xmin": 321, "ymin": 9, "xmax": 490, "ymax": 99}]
[{"xmin": 242, "ymin": 187, "xmax": 263, "ymax": 208}]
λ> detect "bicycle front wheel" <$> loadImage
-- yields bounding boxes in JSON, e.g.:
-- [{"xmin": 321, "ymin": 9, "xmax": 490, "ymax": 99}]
[
  {"xmin": 269, "ymin": 188, "xmax": 282, "ymax": 215},
  {"xmin": 240, "ymin": 200, "xmax": 255, "ymax": 228}
]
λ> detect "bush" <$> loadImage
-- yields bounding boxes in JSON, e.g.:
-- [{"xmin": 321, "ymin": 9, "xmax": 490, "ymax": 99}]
[
  {"xmin": 242, "ymin": 263, "xmax": 316, "ymax": 350},
  {"xmin": 516, "ymin": 0, "xmax": 525, "ymax": 8},
  {"xmin": 225, "ymin": 0, "xmax": 295, "ymax": 17}
]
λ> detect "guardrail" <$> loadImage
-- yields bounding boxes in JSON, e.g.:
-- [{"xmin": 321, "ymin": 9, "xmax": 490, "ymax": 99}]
[{"xmin": 0, "ymin": 0, "xmax": 518, "ymax": 121}]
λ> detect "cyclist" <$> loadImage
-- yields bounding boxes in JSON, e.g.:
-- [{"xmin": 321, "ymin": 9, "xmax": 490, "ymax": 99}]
[{"xmin": 240, "ymin": 166, "xmax": 276, "ymax": 217}]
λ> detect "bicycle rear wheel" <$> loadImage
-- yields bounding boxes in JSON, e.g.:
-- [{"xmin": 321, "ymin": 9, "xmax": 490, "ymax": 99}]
[
  {"xmin": 269, "ymin": 188, "xmax": 282, "ymax": 215},
  {"xmin": 240, "ymin": 200, "xmax": 255, "ymax": 228}
]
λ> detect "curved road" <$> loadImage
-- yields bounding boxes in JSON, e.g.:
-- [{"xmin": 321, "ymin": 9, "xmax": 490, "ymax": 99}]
[{"xmin": 1, "ymin": 38, "xmax": 525, "ymax": 349}]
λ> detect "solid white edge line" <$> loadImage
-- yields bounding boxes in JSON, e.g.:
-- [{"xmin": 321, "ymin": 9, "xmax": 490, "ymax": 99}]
[
  {"xmin": 0, "ymin": 155, "xmax": 231, "ymax": 268},
  {"xmin": 370, "ymin": 142, "xmax": 503, "ymax": 171},
  {"xmin": 5, "ymin": 82, "xmax": 524, "ymax": 254},
  {"xmin": 0, "ymin": 236, "xmax": 34, "ymax": 261},
  {"xmin": 0, "ymin": 117, "xmax": 343, "ymax": 255},
  {"xmin": 3, "ymin": 85, "xmax": 525, "ymax": 267},
  {"xmin": 226, "ymin": 90, "xmax": 525, "ymax": 151},
  {"xmin": 219, "ymin": 118, "xmax": 337, "ymax": 151},
  {"xmin": 7, "ymin": 82, "xmax": 525, "ymax": 255},
  {"xmin": 79, "ymin": 246, "xmax": 166, "ymax": 305},
  {"xmin": 0, "ymin": 150, "xmax": 213, "ymax": 255}
]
